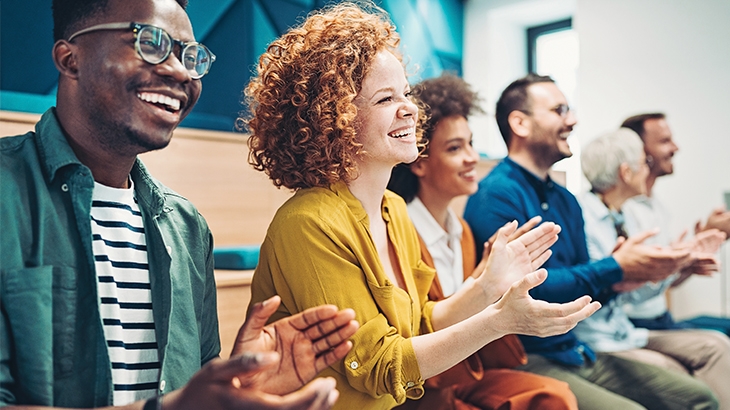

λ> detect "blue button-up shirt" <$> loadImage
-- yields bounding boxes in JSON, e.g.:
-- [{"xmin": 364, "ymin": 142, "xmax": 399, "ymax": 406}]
[{"xmin": 464, "ymin": 157, "xmax": 622, "ymax": 366}]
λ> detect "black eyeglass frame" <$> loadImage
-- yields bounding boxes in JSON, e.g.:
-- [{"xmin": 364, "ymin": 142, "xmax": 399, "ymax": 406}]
[
  {"xmin": 67, "ymin": 21, "xmax": 216, "ymax": 79},
  {"xmin": 519, "ymin": 103, "xmax": 572, "ymax": 118},
  {"xmin": 550, "ymin": 103, "xmax": 571, "ymax": 118}
]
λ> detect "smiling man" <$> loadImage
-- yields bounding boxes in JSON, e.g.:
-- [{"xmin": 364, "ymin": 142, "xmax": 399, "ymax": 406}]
[
  {"xmin": 621, "ymin": 113, "xmax": 730, "ymax": 334},
  {"xmin": 0, "ymin": 0, "xmax": 358, "ymax": 409},
  {"xmin": 463, "ymin": 74, "xmax": 718, "ymax": 409}
]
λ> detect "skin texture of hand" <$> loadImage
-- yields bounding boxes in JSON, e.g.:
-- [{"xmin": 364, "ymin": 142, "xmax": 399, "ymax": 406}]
[
  {"xmin": 672, "ymin": 228, "xmax": 726, "ymax": 285},
  {"xmin": 695, "ymin": 207, "xmax": 730, "ymax": 237},
  {"xmin": 612, "ymin": 229, "xmax": 692, "ymax": 282},
  {"xmin": 162, "ymin": 353, "xmax": 340, "ymax": 410},
  {"xmin": 687, "ymin": 228, "xmax": 727, "ymax": 254},
  {"xmin": 613, "ymin": 228, "xmax": 726, "ymax": 291},
  {"xmin": 231, "ymin": 296, "xmax": 359, "ymax": 395},
  {"xmin": 414, "ymin": 269, "xmax": 600, "ymax": 379},
  {"xmin": 488, "ymin": 269, "xmax": 601, "ymax": 337},
  {"xmin": 476, "ymin": 219, "xmax": 561, "ymax": 302},
  {"xmin": 473, "ymin": 216, "xmax": 544, "ymax": 279}
]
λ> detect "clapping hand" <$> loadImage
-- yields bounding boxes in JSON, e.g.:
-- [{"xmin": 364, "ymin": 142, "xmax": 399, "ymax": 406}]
[
  {"xmin": 475, "ymin": 218, "xmax": 561, "ymax": 302},
  {"xmin": 164, "ymin": 352, "xmax": 341, "ymax": 410},
  {"xmin": 488, "ymin": 269, "xmax": 601, "ymax": 337},
  {"xmin": 231, "ymin": 296, "xmax": 359, "ymax": 395}
]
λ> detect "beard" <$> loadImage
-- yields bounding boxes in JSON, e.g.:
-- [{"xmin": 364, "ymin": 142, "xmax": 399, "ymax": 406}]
[
  {"xmin": 91, "ymin": 112, "xmax": 173, "ymax": 157},
  {"xmin": 528, "ymin": 127, "xmax": 572, "ymax": 170}
]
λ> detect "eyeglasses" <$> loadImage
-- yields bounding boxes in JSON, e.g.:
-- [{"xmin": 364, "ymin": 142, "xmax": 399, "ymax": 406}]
[
  {"xmin": 551, "ymin": 104, "xmax": 571, "ymax": 118},
  {"xmin": 521, "ymin": 103, "xmax": 572, "ymax": 118},
  {"xmin": 68, "ymin": 22, "xmax": 216, "ymax": 79}
]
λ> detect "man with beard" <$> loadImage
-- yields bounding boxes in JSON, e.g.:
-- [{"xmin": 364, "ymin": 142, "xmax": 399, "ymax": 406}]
[
  {"xmin": 463, "ymin": 74, "xmax": 717, "ymax": 409},
  {"xmin": 621, "ymin": 113, "xmax": 730, "ymax": 334},
  {"xmin": 0, "ymin": 0, "xmax": 358, "ymax": 408}
]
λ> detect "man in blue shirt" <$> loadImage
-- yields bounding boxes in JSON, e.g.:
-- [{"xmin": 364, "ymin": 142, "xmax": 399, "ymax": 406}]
[{"xmin": 464, "ymin": 74, "xmax": 717, "ymax": 410}]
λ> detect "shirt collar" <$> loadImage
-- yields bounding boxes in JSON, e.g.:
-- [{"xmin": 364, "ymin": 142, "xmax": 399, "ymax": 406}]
[
  {"xmin": 406, "ymin": 196, "xmax": 462, "ymax": 247},
  {"xmin": 330, "ymin": 181, "xmax": 396, "ymax": 225},
  {"xmin": 35, "ymin": 108, "xmax": 167, "ymax": 216},
  {"xmin": 505, "ymin": 157, "xmax": 556, "ymax": 210},
  {"xmin": 35, "ymin": 108, "xmax": 86, "ymax": 184},
  {"xmin": 581, "ymin": 191, "xmax": 613, "ymax": 223},
  {"xmin": 130, "ymin": 159, "xmax": 166, "ymax": 216}
]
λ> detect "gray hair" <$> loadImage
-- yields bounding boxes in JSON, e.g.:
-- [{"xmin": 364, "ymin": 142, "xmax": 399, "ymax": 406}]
[{"xmin": 581, "ymin": 128, "xmax": 644, "ymax": 193}]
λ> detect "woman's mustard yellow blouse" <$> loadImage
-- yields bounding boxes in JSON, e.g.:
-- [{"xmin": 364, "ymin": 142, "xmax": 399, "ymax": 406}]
[{"xmin": 249, "ymin": 181, "xmax": 438, "ymax": 409}]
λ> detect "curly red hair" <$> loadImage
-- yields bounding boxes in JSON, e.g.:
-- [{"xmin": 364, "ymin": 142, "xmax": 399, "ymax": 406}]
[{"xmin": 242, "ymin": 2, "xmax": 414, "ymax": 189}]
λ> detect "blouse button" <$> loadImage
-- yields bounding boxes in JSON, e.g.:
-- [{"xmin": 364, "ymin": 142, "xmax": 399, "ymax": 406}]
[
  {"xmin": 349, "ymin": 361, "xmax": 359, "ymax": 370},
  {"xmin": 61, "ymin": 184, "xmax": 69, "ymax": 192},
  {"xmin": 541, "ymin": 202, "xmax": 549, "ymax": 211},
  {"xmin": 159, "ymin": 379, "xmax": 166, "ymax": 391},
  {"xmin": 406, "ymin": 381, "xmax": 415, "ymax": 388}
]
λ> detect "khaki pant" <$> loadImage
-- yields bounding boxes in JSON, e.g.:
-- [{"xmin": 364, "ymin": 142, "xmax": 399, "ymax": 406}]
[
  {"xmin": 518, "ymin": 353, "xmax": 718, "ymax": 410},
  {"xmin": 610, "ymin": 329, "xmax": 730, "ymax": 409}
]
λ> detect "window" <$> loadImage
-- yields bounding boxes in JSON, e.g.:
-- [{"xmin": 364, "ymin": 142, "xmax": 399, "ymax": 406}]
[{"xmin": 527, "ymin": 19, "xmax": 582, "ymax": 193}]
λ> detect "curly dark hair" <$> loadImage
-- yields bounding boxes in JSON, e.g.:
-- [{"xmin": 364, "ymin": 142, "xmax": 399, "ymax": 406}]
[
  {"xmin": 53, "ymin": 0, "xmax": 188, "ymax": 41},
  {"xmin": 388, "ymin": 73, "xmax": 483, "ymax": 203},
  {"xmin": 242, "ymin": 2, "xmax": 425, "ymax": 190},
  {"xmin": 495, "ymin": 73, "xmax": 554, "ymax": 147}
]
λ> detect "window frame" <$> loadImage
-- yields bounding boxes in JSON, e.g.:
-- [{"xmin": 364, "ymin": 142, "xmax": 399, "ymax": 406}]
[{"xmin": 526, "ymin": 18, "xmax": 573, "ymax": 73}]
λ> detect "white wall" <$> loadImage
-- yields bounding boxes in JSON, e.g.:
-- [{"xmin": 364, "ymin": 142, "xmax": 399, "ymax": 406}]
[
  {"xmin": 464, "ymin": 0, "xmax": 730, "ymax": 318},
  {"xmin": 577, "ymin": 0, "xmax": 730, "ymax": 318}
]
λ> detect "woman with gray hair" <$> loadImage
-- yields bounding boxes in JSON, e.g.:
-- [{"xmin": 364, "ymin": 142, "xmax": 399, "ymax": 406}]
[
  {"xmin": 577, "ymin": 128, "xmax": 730, "ymax": 407},
  {"xmin": 581, "ymin": 128, "xmax": 648, "ymax": 201}
]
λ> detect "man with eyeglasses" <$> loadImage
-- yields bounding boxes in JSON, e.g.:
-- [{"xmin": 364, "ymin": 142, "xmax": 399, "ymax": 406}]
[
  {"xmin": 0, "ymin": 0, "xmax": 358, "ymax": 409},
  {"xmin": 463, "ymin": 74, "xmax": 718, "ymax": 409}
]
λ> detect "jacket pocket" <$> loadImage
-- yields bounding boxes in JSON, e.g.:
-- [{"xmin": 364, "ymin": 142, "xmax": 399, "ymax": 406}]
[{"xmin": 3, "ymin": 265, "xmax": 78, "ymax": 378}]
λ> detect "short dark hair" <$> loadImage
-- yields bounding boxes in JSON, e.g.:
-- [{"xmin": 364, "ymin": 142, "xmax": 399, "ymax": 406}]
[
  {"xmin": 388, "ymin": 73, "xmax": 483, "ymax": 203},
  {"xmin": 495, "ymin": 73, "xmax": 554, "ymax": 147},
  {"xmin": 620, "ymin": 113, "xmax": 666, "ymax": 140},
  {"xmin": 53, "ymin": 0, "xmax": 188, "ymax": 41}
]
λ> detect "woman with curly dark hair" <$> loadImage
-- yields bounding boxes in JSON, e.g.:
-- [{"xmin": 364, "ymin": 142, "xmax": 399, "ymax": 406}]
[
  {"xmin": 243, "ymin": 3, "xmax": 600, "ymax": 409},
  {"xmin": 388, "ymin": 74, "xmax": 578, "ymax": 410}
]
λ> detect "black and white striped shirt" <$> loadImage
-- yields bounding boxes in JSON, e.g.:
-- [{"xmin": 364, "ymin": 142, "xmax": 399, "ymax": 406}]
[{"xmin": 91, "ymin": 181, "xmax": 160, "ymax": 405}]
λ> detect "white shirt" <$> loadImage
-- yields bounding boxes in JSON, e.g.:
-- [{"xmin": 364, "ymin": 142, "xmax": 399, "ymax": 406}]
[
  {"xmin": 407, "ymin": 197, "xmax": 465, "ymax": 297},
  {"xmin": 574, "ymin": 191, "xmax": 649, "ymax": 352},
  {"xmin": 621, "ymin": 195, "xmax": 677, "ymax": 319}
]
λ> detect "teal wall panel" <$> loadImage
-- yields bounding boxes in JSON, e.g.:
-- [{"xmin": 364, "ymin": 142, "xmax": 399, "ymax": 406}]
[{"xmin": 1, "ymin": 0, "xmax": 463, "ymax": 131}]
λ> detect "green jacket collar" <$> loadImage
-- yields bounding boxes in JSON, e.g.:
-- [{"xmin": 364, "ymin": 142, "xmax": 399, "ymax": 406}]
[{"xmin": 35, "ymin": 108, "xmax": 166, "ymax": 217}]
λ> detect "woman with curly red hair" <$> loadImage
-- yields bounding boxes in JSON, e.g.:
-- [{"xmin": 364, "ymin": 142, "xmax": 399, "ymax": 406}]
[{"xmin": 243, "ymin": 3, "xmax": 600, "ymax": 409}]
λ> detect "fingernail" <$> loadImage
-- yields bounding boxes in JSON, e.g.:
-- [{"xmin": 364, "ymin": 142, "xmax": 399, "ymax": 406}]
[
  {"xmin": 328, "ymin": 389, "xmax": 340, "ymax": 405},
  {"xmin": 239, "ymin": 352, "xmax": 277, "ymax": 368},
  {"xmin": 231, "ymin": 376, "xmax": 242, "ymax": 388},
  {"xmin": 239, "ymin": 352, "xmax": 262, "ymax": 366}
]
